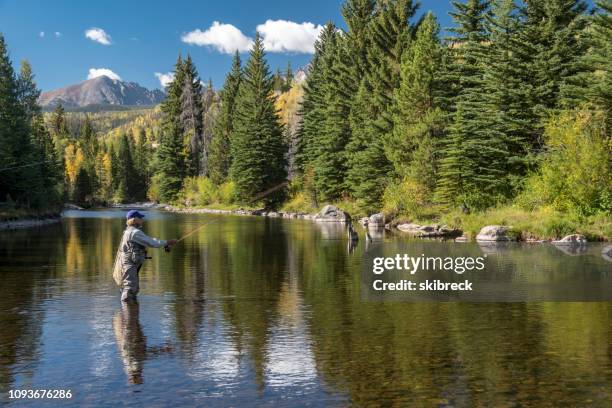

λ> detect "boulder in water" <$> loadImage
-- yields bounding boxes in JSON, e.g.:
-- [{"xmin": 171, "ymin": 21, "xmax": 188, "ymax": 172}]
[
  {"xmin": 396, "ymin": 223, "xmax": 461, "ymax": 238},
  {"xmin": 368, "ymin": 213, "xmax": 385, "ymax": 228},
  {"xmin": 552, "ymin": 234, "xmax": 587, "ymax": 244},
  {"xmin": 314, "ymin": 205, "xmax": 351, "ymax": 223},
  {"xmin": 476, "ymin": 225, "xmax": 517, "ymax": 242}
]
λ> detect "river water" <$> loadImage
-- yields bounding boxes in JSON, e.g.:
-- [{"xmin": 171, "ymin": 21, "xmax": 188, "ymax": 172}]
[{"xmin": 0, "ymin": 209, "xmax": 611, "ymax": 407}]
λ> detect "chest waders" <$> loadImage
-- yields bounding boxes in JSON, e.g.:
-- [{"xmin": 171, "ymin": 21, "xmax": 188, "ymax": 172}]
[{"xmin": 113, "ymin": 227, "xmax": 148, "ymax": 296}]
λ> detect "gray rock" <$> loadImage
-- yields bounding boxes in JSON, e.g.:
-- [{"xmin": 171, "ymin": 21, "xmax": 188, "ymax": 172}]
[
  {"xmin": 313, "ymin": 205, "xmax": 351, "ymax": 223},
  {"xmin": 396, "ymin": 223, "xmax": 461, "ymax": 238},
  {"xmin": 476, "ymin": 225, "xmax": 517, "ymax": 242},
  {"xmin": 267, "ymin": 212, "xmax": 279, "ymax": 217},
  {"xmin": 358, "ymin": 217, "xmax": 369, "ymax": 227},
  {"xmin": 602, "ymin": 245, "xmax": 612, "ymax": 262},
  {"xmin": 64, "ymin": 203, "xmax": 84, "ymax": 210},
  {"xmin": 552, "ymin": 234, "xmax": 587, "ymax": 244},
  {"xmin": 368, "ymin": 213, "xmax": 385, "ymax": 227}
]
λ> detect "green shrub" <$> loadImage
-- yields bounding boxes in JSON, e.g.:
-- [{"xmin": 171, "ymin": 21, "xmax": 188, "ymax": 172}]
[
  {"xmin": 382, "ymin": 177, "xmax": 438, "ymax": 220},
  {"xmin": 218, "ymin": 181, "xmax": 237, "ymax": 204},
  {"xmin": 517, "ymin": 110, "xmax": 611, "ymax": 216}
]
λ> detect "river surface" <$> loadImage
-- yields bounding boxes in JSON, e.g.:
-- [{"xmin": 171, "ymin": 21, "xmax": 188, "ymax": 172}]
[{"xmin": 0, "ymin": 209, "xmax": 611, "ymax": 407}]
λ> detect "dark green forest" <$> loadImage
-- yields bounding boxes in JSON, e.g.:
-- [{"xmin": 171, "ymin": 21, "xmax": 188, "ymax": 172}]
[{"xmin": 0, "ymin": 0, "xmax": 610, "ymax": 238}]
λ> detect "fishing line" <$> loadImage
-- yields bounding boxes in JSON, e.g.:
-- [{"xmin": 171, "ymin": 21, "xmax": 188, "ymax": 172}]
[
  {"xmin": 0, "ymin": 160, "xmax": 48, "ymax": 172},
  {"xmin": 175, "ymin": 181, "xmax": 289, "ymax": 243}
]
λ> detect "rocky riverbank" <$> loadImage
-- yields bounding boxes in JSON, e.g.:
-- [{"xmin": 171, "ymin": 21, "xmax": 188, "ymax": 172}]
[
  {"xmin": 164, "ymin": 204, "xmax": 603, "ymax": 244},
  {"xmin": 0, "ymin": 213, "xmax": 62, "ymax": 231}
]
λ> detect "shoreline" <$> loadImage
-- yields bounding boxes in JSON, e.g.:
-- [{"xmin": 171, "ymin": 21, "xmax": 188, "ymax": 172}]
[
  {"xmin": 0, "ymin": 213, "xmax": 62, "ymax": 231},
  {"xmin": 163, "ymin": 205, "xmax": 609, "ymax": 243},
  {"xmin": 165, "ymin": 205, "xmax": 316, "ymax": 220}
]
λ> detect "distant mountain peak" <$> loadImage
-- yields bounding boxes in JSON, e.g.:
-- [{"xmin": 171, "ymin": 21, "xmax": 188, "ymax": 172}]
[{"xmin": 39, "ymin": 77, "xmax": 165, "ymax": 110}]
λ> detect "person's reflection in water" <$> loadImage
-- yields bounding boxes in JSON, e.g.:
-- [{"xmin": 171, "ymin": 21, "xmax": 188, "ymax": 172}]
[{"xmin": 112, "ymin": 302, "xmax": 173, "ymax": 384}]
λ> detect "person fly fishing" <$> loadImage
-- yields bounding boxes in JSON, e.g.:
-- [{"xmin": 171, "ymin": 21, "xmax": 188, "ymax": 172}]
[{"xmin": 113, "ymin": 210, "xmax": 177, "ymax": 302}]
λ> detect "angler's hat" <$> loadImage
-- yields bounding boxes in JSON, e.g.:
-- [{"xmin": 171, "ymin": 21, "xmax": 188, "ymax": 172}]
[{"xmin": 126, "ymin": 210, "xmax": 145, "ymax": 219}]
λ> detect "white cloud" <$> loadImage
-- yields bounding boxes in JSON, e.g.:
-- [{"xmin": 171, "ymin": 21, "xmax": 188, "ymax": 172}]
[
  {"xmin": 85, "ymin": 27, "xmax": 112, "ymax": 45},
  {"xmin": 256, "ymin": 20, "xmax": 323, "ymax": 53},
  {"xmin": 54, "ymin": 31, "xmax": 62, "ymax": 38},
  {"xmin": 155, "ymin": 72, "xmax": 175, "ymax": 88},
  {"xmin": 181, "ymin": 22, "xmax": 253, "ymax": 54},
  {"xmin": 87, "ymin": 68, "xmax": 121, "ymax": 81},
  {"xmin": 39, "ymin": 31, "xmax": 45, "ymax": 38}
]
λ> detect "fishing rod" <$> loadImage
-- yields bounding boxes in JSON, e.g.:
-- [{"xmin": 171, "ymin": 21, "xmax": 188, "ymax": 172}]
[{"xmin": 165, "ymin": 181, "xmax": 289, "ymax": 251}]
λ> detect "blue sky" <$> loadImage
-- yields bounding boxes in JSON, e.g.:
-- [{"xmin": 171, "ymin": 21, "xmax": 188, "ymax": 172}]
[{"xmin": 0, "ymin": 0, "xmax": 593, "ymax": 92}]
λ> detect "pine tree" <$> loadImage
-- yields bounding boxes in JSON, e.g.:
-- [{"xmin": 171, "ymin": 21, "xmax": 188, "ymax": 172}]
[
  {"xmin": 273, "ymin": 68, "xmax": 284, "ymax": 92},
  {"xmin": 50, "ymin": 103, "xmax": 69, "ymax": 138},
  {"xmin": 200, "ymin": 79, "xmax": 218, "ymax": 176},
  {"xmin": 17, "ymin": 60, "xmax": 62, "ymax": 207},
  {"xmin": 283, "ymin": 61, "xmax": 293, "ymax": 92},
  {"xmin": 310, "ymin": 24, "xmax": 354, "ymax": 201},
  {"xmin": 209, "ymin": 51, "xmax": 242, "ymax": 185},
  {"xmin": 517, "ymin": 0, "xmax": 589, "ymax": 147},
  {"xmin": 345, "ymin": 0, "xmax": 418, "ymax": 211},
  {"xmin": 435, "ymin": 0, "xmax": 497, "ymax": 209},
  {"xmin": 481, "ymin": 0, "xmax": 533, "ymax": 188},
  {"xmin": 295, "ymin": 29, "xmax": 329, "ymax": 175},
  {"xmin": 229, "ymin": 33, "xmax": 288, "ymax": 208},
  {"xmin": 562, "ymin": 0, "xmax": 611, "ymax": 121},
  {"xmin": 180, "ymin": 54, "xmax": 203, "ymax": 176},
  {"xmin": 386, "ymin": 12, "xmax": 444, "ymax": 193},
  {"xmin": 114, "ymin": 134, "xmax": 137, "ymax": 202},
  {"xmin": 132, "ymin": 128, "xmax": 152, "ymax": 200},
  {"xmin": 0, "ymin": 33, "xmax": 32, "ymax": 206},
  {"xmin": 157, "ymin": 55, "xmax": 188, "ymax": 201}
]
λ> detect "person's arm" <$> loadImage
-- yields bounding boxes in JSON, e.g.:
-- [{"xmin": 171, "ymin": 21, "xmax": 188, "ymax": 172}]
[{"xmin": 131, "ymin": 229, "xmax": 168, "ymax": 248}]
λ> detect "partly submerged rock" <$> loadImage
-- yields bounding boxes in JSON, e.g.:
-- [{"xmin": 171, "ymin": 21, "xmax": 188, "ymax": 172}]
[
  {"xmin": 64, "ymin": 203, "xmax": 84, "ymax": 210},
  {"xmin": 396, "ymin": 223, "xmax": 461, "ymax": 238},
  {"xmin": 476, "ymin": 225, "xmax": 517, "ymax": 242},
  {"xmin": 602, "ymin": 245, "xmax": 612, "ymax": 263},
  {"xmin": 368, "ymin": 213, "xmax": 385, "ymax": 228},
  {"xmin": 552, "ymin": 234, "xmax": 587, "ymax": 244},
  {"xmin": 313, "ymin": 205, "xmax": 351, "ymax": 223}
]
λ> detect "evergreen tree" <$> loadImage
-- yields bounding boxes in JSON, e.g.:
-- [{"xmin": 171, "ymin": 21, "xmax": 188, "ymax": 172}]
[
  {"xmin": 283, "ymin": 61, "xmax": 293, "ymax": 92},
  {"xmin": 345, "ymin": 0, "xmax": 418, "ymax": 211},
  {"xmin": 50, "ymin": 103, "xmax": 69, "ymax": 138},
  {"xmin": 114, "ymin": 134, "xmax": 137, "ymax": 202},
  {"xmin": 295, "ymin": 29, "xmax": 329, "ymax": 175},
  {"xmin": 73, "ymin": 166, "xmax": 93, "ymax": 205},
  {"xmin": 273, "ymin": 68, "xmax": 284, "ymax": 92},
  {"xmin": 17, "ymin": 60, "xmax": 62, "ymax": 207},
  {"xmin": 0, "ymin": 33, "xmax": 32, "ymax": 206},
  {"xmin": 157, "ymin": 55, "xmax": 188, "ymax": 201},
  {"xmin": 309, "ymin": 24, "xmax": 354, "ymax": 201},
  {"xmin": 341, "ymin": 0, "xmax": 377, "ymax": 83},
  {"xmin": 481, "ymin": 0, "xmax": 533, "ymax": 188},
  {"xmin": 386, "ymin": 12, "xmax": 444, "ymax": 193},
  {"xmin": 229, "ymin": 34, "xmax": 288, "ymax": 208},
  {"xmin": 209, "ymin": 51, "xmax": 242, "ymax": 185},
  {"xmin": 132, "ymin": 128, "xmax": 152, "ymax": 200},
  {"xmin": 180, "ymin": 54, "xmax": 203, "ymax": 176},
  {"xmin": 562, "ymin": 0, "xmax": 611, "ymax": 121},
  {"xmin": 200, "ymin": 79, "xmax": 218, "ymax": 176},
  {"xmin": 435, "ymin": 0, "xmax": 499, "ymax": 209},
  {"xmin": 517, "ymin": 0, "xmax": 589, "ymax": 147}
]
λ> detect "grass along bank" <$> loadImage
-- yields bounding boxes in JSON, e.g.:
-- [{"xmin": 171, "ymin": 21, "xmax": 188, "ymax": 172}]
[{"xmin": 172, "ymin": 177, "xmax": 610, "ymax": 242}]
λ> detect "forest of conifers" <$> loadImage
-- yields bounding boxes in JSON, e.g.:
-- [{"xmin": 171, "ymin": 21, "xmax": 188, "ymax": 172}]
[{"xmin": 0, "ymin": 0, "xmax": 610, "ymax": 237}]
